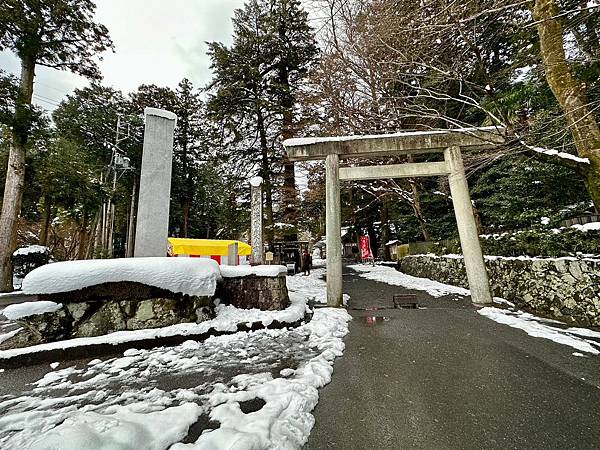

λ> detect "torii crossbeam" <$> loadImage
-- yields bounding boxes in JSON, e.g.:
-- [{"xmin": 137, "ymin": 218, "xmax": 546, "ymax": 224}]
[{"xmin": 284, "ymin": 126, "xmax": 504, "ymax": 307}]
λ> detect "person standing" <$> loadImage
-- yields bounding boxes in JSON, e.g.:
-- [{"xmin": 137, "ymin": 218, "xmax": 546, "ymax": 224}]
[{"xmin": 302, "ymin": 249, "xmax": 311, "ymax": 276}]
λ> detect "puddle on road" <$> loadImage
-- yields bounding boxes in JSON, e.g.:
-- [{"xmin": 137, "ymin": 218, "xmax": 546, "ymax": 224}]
[{"xmin": 364, "ymin": 316, "xmax": 391, "ymax": 326}]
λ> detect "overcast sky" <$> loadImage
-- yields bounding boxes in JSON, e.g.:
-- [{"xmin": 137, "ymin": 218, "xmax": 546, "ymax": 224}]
[{"xmin": 0, "ymin": 0, "xmax": 247, "ymax": 111}]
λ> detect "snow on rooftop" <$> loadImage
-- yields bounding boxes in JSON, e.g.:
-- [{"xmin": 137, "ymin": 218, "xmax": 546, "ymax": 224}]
[
  {"xmin": 571, "ymin": 222, "xmax": 600, "ymax": 232},
  {"xmin": 3, "ymin": 301, "xmax": 62, "ymax": 320},
  {"xmin": 21, "ymin": 257, "xmax": 222, "ymax": 297},
  {"xmin": 13, "ymin": 245, "xmax": 49, "ymax": 256},
  {"xmin": 283, "ymin": 126, "xmax": 500, "ymax": 147},
  {"xmin": 220, "ymin": 265, "xmax": 287, "ymax": 278}
]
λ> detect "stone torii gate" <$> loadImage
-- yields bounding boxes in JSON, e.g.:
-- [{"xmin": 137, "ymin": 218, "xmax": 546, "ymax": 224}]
[{"xmin": 283, "ymin": 127, "xmax": 504, "ymax": 307}]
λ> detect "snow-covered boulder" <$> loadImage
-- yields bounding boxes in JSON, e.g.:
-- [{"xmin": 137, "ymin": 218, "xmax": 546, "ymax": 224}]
[
  {"xmin": 22, "ymin": 257, "xmax": 222, "ymax": 297},
  {"xmin": 1, "ymin": 258, "xmax": 222, "ymax": 350},
  {"xmin": 1, "ymin": 260, "xmax": 294, "ymax": 350}
]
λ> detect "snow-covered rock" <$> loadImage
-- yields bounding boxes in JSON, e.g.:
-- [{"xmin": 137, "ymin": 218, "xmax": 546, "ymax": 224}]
[
  {"xmin": 2, "ymin": 301, "xmax": 62, "ymax": 320},
  {"xmin": 22, "ymin": 257, "xmax": 222, "ymax": 297}
]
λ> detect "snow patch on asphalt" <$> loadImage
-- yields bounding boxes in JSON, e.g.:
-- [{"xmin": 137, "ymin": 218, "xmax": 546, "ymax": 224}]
[
  {"xmin": 29, "ymin": 403, "xmax": 201, "ymax": 450},
  {"xmin": 478, "ymin": 307, "xmax": 600, "ymax": 355},
  {"xmin": 286, "ymin": 263, "xmax": 349, "ymax": 305},
  {"xmin": 348, "ymin": 264, "xmax": 469, "ymax": 297}
]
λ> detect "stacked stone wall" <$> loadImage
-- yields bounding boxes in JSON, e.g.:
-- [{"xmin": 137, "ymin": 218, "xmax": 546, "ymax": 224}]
[
  {"xmin": 1, "ymin": 273, "xmax": 291, "ymax": 350},
  {"xmin": 398, "ymin": 255, "xmax": 600, "ymax": 327}
]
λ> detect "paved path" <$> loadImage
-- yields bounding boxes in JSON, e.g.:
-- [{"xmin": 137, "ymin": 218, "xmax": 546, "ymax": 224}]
[{"xmin": 305, "ymin": 267, "xmax": 600, "ymax": 450}]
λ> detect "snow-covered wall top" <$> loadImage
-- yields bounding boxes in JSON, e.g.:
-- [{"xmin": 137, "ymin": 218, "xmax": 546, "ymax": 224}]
[
  {"xmin": 220, "ymin": 265, "xmax": 287, "ymax": 278},
  {"xmin": 3, "ymin": 301, "xmax": 62, "ymax": 320},
  {"xmin": 13, "ymin": 245, "xmax": 49, "ymax": 256},
  {"xmin": 22, "ymin": 258, "xmax": 222, "ymax": 297}
]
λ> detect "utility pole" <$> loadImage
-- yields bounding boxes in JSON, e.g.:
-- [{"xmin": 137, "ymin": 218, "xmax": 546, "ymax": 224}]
[{"xmin": 96, "ymin": 114, "xmax": 133, "ymax": 258}]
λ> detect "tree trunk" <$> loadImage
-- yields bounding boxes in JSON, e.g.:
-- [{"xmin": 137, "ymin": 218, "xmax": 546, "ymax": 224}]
[
  {"xmin": 257, "ymin": 109, "xmax": 275, "ymax": 243},
  {"xmin": 77, "ymin": 213, "xmax": 89, "ymax": 260},
  {"xmin": 277, "ymin": 15, "xmax": 298, "ymax": 239},
  {"xmin": 380, "ymin": 199, "xmax": 391, "ymax": 261},
  {"xmin": 39, "ymin": 196, "xmax": 52, "ymax": 246},
  {"xmin": 87, "ymin": 211, "xmax": 100, "ymax": 259},
  {"xmin": 410, "ymin": 180, "xmax": 431, "ymax": 241},
  {"xmin": 0, "ymin": 56, "xmax": 35, "ymax": 291},
  {"xmin": 182, "ymin": 202, "xmax": 190, "ymax": 238},
  {"xmin": 532, "ymin": 0, "xmax": 600, "ymax": 210},
  {"xmin": 125, "ymin": 176, "xmax": 137, "ymax": 257}
]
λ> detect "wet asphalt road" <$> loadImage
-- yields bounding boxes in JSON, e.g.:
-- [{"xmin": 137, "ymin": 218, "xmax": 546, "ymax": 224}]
[{"xmin": 305, "ymin": 267, "xmax": 600, "ymax": 450}]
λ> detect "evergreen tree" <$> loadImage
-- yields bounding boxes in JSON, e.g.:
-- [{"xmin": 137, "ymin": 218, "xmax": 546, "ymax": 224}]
[
  {"xmin": 207, "ymin": 0, "xmax": 317, "ymax": 242},
  {"xmin": 0, "ymin": 0, "xmax": 112, "ymax": 290}
]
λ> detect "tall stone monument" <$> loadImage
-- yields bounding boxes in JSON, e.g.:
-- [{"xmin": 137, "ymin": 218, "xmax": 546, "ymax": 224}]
[
  {"xmin": 134, "ymin": 108, "xmax": 177, "ymax": 257},
  {"xmin": 249, "ymin": 176, "xmax": 264, "ymax": 265}
]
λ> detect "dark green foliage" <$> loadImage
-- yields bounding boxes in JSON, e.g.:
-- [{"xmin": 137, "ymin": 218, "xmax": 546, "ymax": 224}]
[
  {"xmin": 480, "ymin": 229, "xmax": 600, "ymax": 257},
  {"xmin": 0, "ymin": 0, "xmax": 113, "ymax": 79},
  {"xmin": 472, "ymin": 156, "xmax": 590, "ymax": 231},
  {"xmin": 206, "ymin": 0, "xmax": 317, "ymax": 238}
]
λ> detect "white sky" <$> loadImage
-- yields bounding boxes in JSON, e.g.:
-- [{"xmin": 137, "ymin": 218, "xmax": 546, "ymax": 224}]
[
  {"xmin": 0, "ymin": 0, "xmax": 246, "ymax": 110},
  {"xmin": 0, "ymin": 0, "xmax": 317, "ymax": 190}
]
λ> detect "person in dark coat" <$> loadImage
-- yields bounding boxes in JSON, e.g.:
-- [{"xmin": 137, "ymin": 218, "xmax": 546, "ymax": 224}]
[{"xmin": 302, "ymin": 249, "xmax": 311, "ymax": 275}]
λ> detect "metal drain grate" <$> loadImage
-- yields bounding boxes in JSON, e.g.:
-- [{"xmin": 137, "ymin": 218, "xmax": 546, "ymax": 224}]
[{"xmin": 393, "ymin": 294, "xmax": 418, "ymax": 309}]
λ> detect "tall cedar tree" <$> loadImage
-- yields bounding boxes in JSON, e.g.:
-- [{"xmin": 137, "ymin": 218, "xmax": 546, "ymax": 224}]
[
  {"xmin": 0, "ymin": 0, "xmax": 112, "ymax": 290},
  {"xmin": 265, "ymin": 0, "xmax": 318, "ymax": 231},
  {"xmin": 207, "ymin": 0, "xmax": 317, "ymax": 241}
]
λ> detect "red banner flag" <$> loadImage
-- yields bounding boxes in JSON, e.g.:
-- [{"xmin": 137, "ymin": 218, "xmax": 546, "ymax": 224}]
[{"xmin": 359, "ymin": 235, "xmax": 372, "ymax": 259}]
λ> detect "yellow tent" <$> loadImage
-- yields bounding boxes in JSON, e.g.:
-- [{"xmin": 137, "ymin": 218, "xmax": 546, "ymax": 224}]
[{"xmin": 168, "ymin": 238, "xmax": 252, "ymax": 256}]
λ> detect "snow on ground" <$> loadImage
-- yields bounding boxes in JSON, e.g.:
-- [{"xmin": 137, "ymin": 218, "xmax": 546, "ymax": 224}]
[
  {"xmin": 2, "ymin": 301, "xmax": 62, "ymax": 320},
  {"xmin": 348, "ymin": 263, "xmax": 469, "ymax": 297},
  {"xmin": 286, "ymin": 259, "xmax": 349, "ymax": 305},
  {"xmin": 0, "ymin": 308, "xmax": 351, "ymax": 450},
  {"xmin": 0, "ymin": 257, "xmax": 353, "ymax": 449},
  {"xmin": 22, "ymin": 257, "xmax": 222, "ymax": 297},
  {"xmin": 478, "ymin": 307, "xmax": 600, "ymax": 355}
]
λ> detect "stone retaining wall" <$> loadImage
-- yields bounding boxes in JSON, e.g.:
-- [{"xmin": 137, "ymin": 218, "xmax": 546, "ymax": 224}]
[
  {"xmin": 1, "ymin": 273, "xmax": 291, "ymax": 350},
  {"xmin": 219, "ymin": 273, "xmax": 289, "ymax": 310},
  {"xmin": 398, "ymin": 255, "xmax": 600, "ymax": 327}
]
